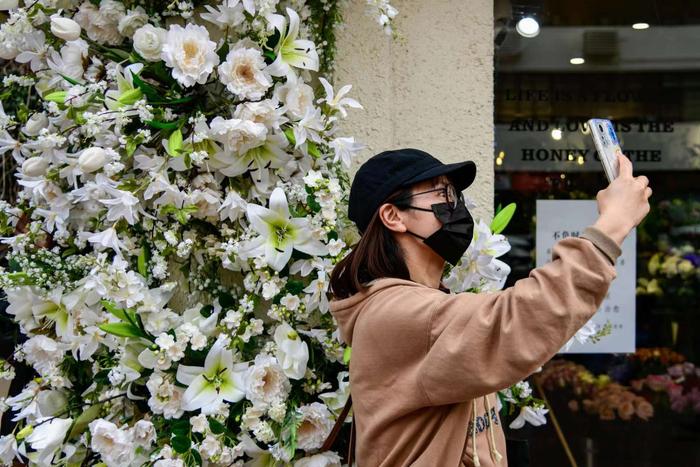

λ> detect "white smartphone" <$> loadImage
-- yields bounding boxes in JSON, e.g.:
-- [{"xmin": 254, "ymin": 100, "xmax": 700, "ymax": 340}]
[{"xmin": 587, "ymin": 118, "xmax": 622, "ymax": 183}]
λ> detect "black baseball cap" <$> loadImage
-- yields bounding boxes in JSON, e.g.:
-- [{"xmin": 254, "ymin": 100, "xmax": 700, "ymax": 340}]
[{"xmin": 348, "ymin": 148, "xmax": 477, "ymax": 233}]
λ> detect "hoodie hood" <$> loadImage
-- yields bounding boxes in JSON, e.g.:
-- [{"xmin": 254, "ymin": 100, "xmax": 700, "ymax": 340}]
[{"xmin": 328, "ymin": 277, "xmax": 449, "ymax": 346}]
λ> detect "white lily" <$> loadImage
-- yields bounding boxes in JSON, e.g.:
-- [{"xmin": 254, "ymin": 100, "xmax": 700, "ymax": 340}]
[
  {"xmin": 561, "ymin": 318, "xmax": 599, "ymax": 352},
  {"xmin": 243, "ymin": 187, "xmax": 329, "ymax": 271},
  {"xmin": 319, "ymin": 371, "xmax": 351, "ymax": 420},
  {"xmin": 265, "ymin": 8, "xmax": 319, "ymax": 77},
  {"xmin": 317, "ymin": 77, "xmax": 363, "ymax": 118},
  {"xmin": 86, "ymin": 227, "xmax": 126, "ymax": 257},
  {"xmin": 104, "ymin": 63, "xmax": 144, "ymax": 111},
  {"xmin": 509, "ymin": 404, "xmax": 549, "ymax": 430},
  {"xmin": 31, "ymin": 287, "xmax": 71, "ymax": 338},
  {"xmin": 24, "ymin": 417, "xmax": 73, "ymax": 466},
  {"xmin": 176, "ymin": 336, "xmax": 248, "ymax": 414},
  {"xmin": 273, "ymin": 322, "xmax": 309, "ymax": 380}
]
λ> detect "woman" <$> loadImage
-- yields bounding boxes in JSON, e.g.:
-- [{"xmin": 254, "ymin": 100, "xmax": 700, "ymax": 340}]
[{"xmin": 328, "ymin": 148, "xmax": 651, "ymax": 466}]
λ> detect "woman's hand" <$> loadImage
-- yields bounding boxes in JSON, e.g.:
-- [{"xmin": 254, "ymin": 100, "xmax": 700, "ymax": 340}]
[{"xmin": 592, "ymin": 152, "xmax": 652, "ymax": 247}]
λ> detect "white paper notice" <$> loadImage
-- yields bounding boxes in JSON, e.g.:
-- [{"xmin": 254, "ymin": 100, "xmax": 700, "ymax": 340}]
[{"xmin": 536, "ymin": 200, "xmax": 636, "ymax": 353}]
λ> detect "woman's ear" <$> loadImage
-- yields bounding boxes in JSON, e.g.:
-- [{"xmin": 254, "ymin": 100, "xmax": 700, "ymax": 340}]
[{"xmin": 377, "ymin": 203, "xmax": 408, "ymax": 234}]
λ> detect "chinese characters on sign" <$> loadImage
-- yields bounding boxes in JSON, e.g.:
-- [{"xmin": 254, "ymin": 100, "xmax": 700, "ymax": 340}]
[{"xmin": 536, "ymin": 200, "xmax": 636, "ymax": 353}]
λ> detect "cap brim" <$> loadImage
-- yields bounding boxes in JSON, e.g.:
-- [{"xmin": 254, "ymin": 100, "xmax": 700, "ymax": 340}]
[{"xmin": 400, "ymin": 160, "xmax": 477, "ymax": 191}]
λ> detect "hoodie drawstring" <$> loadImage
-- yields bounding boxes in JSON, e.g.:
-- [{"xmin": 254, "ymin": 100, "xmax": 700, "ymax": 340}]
[
  {"xmin": 471, "ymin": 398, "xmax": 481, "ymax": 467},
  {"xmin": 484, "ymin": 395, "xmax": 504, "ymax": 463}
]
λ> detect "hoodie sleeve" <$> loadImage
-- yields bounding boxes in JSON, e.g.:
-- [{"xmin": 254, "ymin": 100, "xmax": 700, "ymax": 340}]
[{"xmin": 416, "ymin": 227, "xmax": 620, "ymax": 406}]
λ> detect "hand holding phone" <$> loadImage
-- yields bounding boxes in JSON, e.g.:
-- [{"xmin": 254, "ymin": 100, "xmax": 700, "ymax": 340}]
[{"xmin": 587, "ymin": 118, "xmax": 622, "ymax": 183}]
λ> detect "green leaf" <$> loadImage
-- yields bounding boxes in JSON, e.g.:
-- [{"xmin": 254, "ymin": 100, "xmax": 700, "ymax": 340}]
[
  {"xmin": 125, "ymin": 138, "xmax": 138, "ymax": 157},
  {"xmin": 343, "ymin": 346, "xmax": 352, "ymax": 364},
  {"xmin": 137, "ymin": 245, "xmax": 149, "ymax": 277},
  {"xmin": 208, "ymin": 418, "xmax": 226, "ymax": 435},
  {"xmin": 216, "ymin": 41, "xmax": 230, "ymax": 63},
  {"xmin": 59, "ymin": 73, "xmax": 84, "ymax": 86},
  {"xmin": 101, "ymin": 300, "xmax": 130, "ymax": 322},
  {"xmin": 490, "ymin": 202, "xmax": 516, "ymax": 234},
  {"xmin": 167, "ymin": 128, "xmax": 184, "ymax": 157},
  {"xmin": 131, "ymin": 72, "xmax": 163, "ymax": 102},
  {"xmin": 283, "ymin": 127, "xmax": 296, "ymax": 146},
  {"xmin": 171, "ymin": 419, "xmax": 190, "ymax": 436},
  {"xmin": 105, "ymin": 47, "xmax": 131, "ymax": 60},
  {"xmin": 117, "ymin": 88, "xmax": 143, "ymax": 106},
  {"xmin": 68, "ymin": 404, "xmax": 101, "ymax": 439},
  {"xmin": 218, "ymin": 292, "xmax": 235, "ymax": 309},
  {"xmin": 43, "ymin": 91, "xmax": 67, "ymax": 104},
  {"xmin": 145, "ymin": 119, "xmax": 180, "ymax": 130},
  {"xmin": 307, "ymin": 141, "xmax": 321, "ymax": 158},
  {"xmin": 199, "ymin": 304, "xmax": 214, "ymax": 318},
  {"xmin": 171, "ymin": 435, "xmax": 191, "ymax": 453},
  {"xmin": 149, "ymin": 96, "xmax": 194, "ymax": 105},
  {"xmin": 99, "ymin": 322, "xmax": 144, "ymax": 339}
]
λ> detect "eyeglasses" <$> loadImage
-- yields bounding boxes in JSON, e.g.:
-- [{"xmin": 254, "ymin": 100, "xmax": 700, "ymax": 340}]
[{"xmin": 392, "ymin": 183, "xmax": 463, "ymax": 211}]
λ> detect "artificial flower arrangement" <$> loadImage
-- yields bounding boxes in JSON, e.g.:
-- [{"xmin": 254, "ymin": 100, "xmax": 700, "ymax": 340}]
[
  {"xmin": 636, "ymin": 245, "xmax": 700, "ymax": 298},
  {"xmin": 0, "ymin": 0, "xmax": 608, "ymax": 465},
  {"xmin": 536, "ymin": 360, "xmax": 654, "ymax": 422},
  {"xmin": 631, "ymin": 361, "xmax": 700, "ymax": 416}
]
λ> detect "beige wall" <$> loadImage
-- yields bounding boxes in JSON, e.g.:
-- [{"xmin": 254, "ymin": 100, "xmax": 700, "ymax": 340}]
[{"xmin": 334, "ymin": 0, "xmax": 495, "ymax": 223}]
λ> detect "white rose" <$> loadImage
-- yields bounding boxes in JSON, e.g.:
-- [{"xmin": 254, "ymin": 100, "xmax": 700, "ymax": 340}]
[
  {"xmin": 0, "ymin": 0, "xmax": 18, "ymax": 10},
  {"xmin": 117, "ymin": 6, "xmax": 149, "ymax": 37},
  {"xmin": 22, "ymin": 157, "xmax": 49, "ymax": 177},
  {"xmin": 50, "ymin": 15, "xmax": 82, "ymax": 41},
  {"xmin": 89, "ymin": 419, "xmax": 135, "ymax": 467},
  {"xmin": 133, "ymin": 24, "xmax": 166, "ymax": 62},
  {"xmin": 130, "ymin": 420, "xmax": 156, "ymax": 448},
  {"xmin": 23, "ymin": 112, "xmax": 48, "ymax": 136},
  {"xmin": 78, "ymin": 147, "xmax": 108, "ymax": 173}
]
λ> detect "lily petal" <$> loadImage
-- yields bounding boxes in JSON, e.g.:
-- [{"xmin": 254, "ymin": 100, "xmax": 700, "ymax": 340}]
[
  {"xmin": 176, "ymin": 364, "xmax": 204, "ymax": 385},
  {"xmin": 268, "ymin": 187, "xmax": 290, "ymax": 219},
  {"xmin": 246, "ymin": 204, "xmax": 275, "ymax": 236},
  {"xmin": 182, "ymin": 374, "xmax": 218, "ymax": 412},
  {"xmin": 265, "ymin": 238, "xmax": 294, "ymax": 271}
]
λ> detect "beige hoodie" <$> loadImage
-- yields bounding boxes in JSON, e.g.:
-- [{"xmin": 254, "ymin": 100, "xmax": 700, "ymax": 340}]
[{"xmin": 328, "ymin": 226, "xmax": 622, "ymax": 466}]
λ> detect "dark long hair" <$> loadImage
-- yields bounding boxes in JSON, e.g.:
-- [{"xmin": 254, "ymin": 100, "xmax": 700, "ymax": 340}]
[{"xmin": 329, "ymin": 185, "xmax": 415, "ymax": 299}]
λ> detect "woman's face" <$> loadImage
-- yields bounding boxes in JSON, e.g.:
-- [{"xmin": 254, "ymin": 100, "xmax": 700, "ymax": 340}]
[{"xmin": 401, "ymin": 174, "xmax": 452, "ymax": 234}]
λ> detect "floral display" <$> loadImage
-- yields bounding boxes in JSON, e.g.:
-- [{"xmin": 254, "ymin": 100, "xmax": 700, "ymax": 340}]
[
  {"xmin": 537, "ymin": 360, "xmax": 654, "ymax": 422},
  {"xmin": 0, "ymin": 0, "xmax": 609, "ymax": 465},
  {"xmin": 630, "ymin": 360, "xmax": 700, "ymax": 416}
]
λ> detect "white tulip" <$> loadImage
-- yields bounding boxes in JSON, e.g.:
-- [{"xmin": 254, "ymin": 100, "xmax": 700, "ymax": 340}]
[
  {"xmin": 50, "ymin": 16, "xmax": 82, "ymax": 41},
  {"xmin": 78, "ymin": 147, "xmax": 108, "ymax": 173},
  {"xmin": 23, "ymin": 112, "xmax": 48, "ymax": 136},
  {"xmin": 21, "ymin": 157, "xmax": 49, "ymax": 177}
]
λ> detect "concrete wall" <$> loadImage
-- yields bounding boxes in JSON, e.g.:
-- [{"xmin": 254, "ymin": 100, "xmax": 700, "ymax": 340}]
[{"xmin": 333, "ymin": 0, "xmax": 495, "ymax": 223}]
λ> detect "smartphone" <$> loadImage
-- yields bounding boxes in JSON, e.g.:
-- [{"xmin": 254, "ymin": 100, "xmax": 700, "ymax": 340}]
[{"xmin": 587, "ymin": 118, "xmax": 622, "ymax": 183}]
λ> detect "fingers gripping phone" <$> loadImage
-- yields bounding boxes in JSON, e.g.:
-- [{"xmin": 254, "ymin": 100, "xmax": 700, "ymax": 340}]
[{"xmin": 587, "ymin": 118, "xmax": 622, "ymax": 183}]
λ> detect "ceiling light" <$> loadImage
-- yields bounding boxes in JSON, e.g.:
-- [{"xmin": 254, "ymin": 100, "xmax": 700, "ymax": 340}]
[
  {"xmin": 551, "ymin": 128, "xmax": 562, "ymax": 140},
  {"xmin": 570, "ymin": 57, "xmax": 585, "ymax": 65},
  {"xmin": 516, "ymin": 17, "xmax": 540, "ymax": 38},
  {"xmin": 632, "ymin": 23, "xmax": 650, "ymax": 30}
]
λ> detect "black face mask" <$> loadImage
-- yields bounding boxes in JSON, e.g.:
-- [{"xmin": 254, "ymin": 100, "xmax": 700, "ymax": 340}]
[{"xmin": 400, "ymin": 200, "xmax": 475, "ymax": 266}]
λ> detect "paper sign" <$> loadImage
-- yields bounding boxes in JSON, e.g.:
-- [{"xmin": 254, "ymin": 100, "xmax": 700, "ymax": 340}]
[{"xmin": 536, "ymin": 200, "xmax": 636, "ymax": 353}]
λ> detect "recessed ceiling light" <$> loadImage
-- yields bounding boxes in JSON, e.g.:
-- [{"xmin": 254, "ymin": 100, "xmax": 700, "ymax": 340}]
[
  {"xmin": 570, "ymin": 57, "xmax": 585, "ymax": 65},
  {"xmin": 632, "ymin": 23, "xmax": 650, "ymax": 30},
  {"xmin": 551, "ymin": 128, "xmax": 562, "ymax": 140},
  {"xmin": 516, "ymin": 17, "xmax": 540, "ymax": 38}
]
